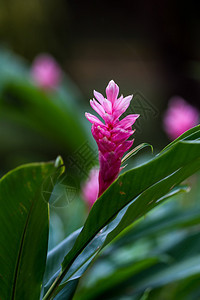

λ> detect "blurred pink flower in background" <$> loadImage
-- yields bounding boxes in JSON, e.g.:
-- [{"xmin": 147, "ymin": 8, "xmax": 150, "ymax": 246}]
[
  {"xmin": 82, "ymin": 168, "xmax": 99, "ymax": 208},
  {"xmin": 31, "ymin": 54, "xmax": 62, "ymax": 90},
  {"xmin": 163, "ymin": 96, "xmax": 199, "ymax": 140},
  {"xmin": 86, "ymin": 80, "xmax": 139, "ymax": 197}
]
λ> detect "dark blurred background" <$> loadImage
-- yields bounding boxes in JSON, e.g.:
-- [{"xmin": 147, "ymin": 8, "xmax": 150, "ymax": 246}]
[
  {"xmin": 0, "ymin": 0, "xmax": 200, "ymax": 173},
  {"xmin": 1, "ymin": 0, "xmax": 200, "ymax": 142}
]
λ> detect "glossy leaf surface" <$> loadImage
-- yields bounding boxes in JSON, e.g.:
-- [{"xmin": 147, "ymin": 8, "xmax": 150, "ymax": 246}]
[{"xmin": 0, "ymin": 157, "xmax": 64, "ymax": 300}]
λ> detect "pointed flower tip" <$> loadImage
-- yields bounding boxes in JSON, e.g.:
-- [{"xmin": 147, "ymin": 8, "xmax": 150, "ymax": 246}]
[
  {"xmin": 109, "ymin": 79, "xmax": 115, "ymax": 84},
  {"xmin": 107, "ymin": 79, "xmax": 115, "ymax": 86},
  {"xmin": 107, "ymin": 79, "xmax": 118, "ymax": 90},
  {"xmin": 106, "ymin": 79, "xmax": 119, "ymax": 103}
]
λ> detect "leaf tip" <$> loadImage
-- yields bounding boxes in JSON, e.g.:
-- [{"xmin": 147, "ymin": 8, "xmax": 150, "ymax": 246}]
[
  {"xmin": 54, "ymin": 156, "xmax": 65, "ymax": 175},
  {"xmin": 55, "ymin": 156, "xmax": 64, "ymax": 168}
]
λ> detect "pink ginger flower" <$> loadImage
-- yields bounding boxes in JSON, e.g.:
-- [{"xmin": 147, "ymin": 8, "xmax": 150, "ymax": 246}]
[
  {"xmin": 82, "ymin": 168, "xmax": 99, "ymax": 208},
  {"xmin": 31, "ymin": 54, "xmax": 62, "ymax": 90},
  {"xmin": 85, "ymin": 80, "xmax": 139, "ymax": 197},
  {"xmin": 163, "ymin": 96, "xmax": 199, "ymax": 140}
]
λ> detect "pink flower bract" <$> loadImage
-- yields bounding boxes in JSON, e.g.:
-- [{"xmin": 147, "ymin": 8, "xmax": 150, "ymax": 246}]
[
  {"xmin": 31, "ymin": 54, "xmax": 62, "ymax": 90},
  {"xmin": 163, "ymin": 96, "xmax": 199, "ymax": 140},
  {"xmin": 85, "ymin": 80, "xmax": 139, "ymax": 197},
  {"xmin": 82, "ymin": 168, "xmax": 99, "ymax": 208}
]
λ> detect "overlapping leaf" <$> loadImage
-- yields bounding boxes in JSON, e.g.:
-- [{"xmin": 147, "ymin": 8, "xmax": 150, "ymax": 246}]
[
  {"xmin": 42, "ymin": 126, "xmax": 200, "ymax": 299},
  {"xmin": 0, "ymin": 157, "xmax": 64, "ymax": 300}
]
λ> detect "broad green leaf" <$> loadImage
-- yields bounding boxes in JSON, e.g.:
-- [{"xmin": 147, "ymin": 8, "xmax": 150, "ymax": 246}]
[
  {"xmin": 109, "ymin": 201, "xmax": 200, "ymax": 251},
  {"xmin": 63, "ymin": 142, "xmax": 200, "ymax": 264},
  {"xmin": 43, "ymin": 226, "xmax": 105, "ymax": 298},
  {"xmin": 45, "ymin": 186, "xmax": 190, "ymax": 298},
  {"xmin": 0, "ymin": 157, "xmax": 64, "ymax": 300},
  {"xmin": 80, "ymin": 197, "xmax": 200, "ymax": 291},
  {"xmin": 76, "ymin": 217, "xmax": 200, "ymax": 300},
  {"xmin": 43, "ymin": 128, "xmax": 200, "ymax": 298},
  {"xmin": 102, "ymin": 159, "xmax": 199, "ymax": 248},
  {"xmin": 42, "ymin": 228, "xmax": 81, "ymax": 297},
  {"xmin": 45, "ymin": 186, "xmax": 196, "ymax": 299},
  {"xmin": 161, "ymin": 124, "xmax": 200, "ymax": 153},
  {"xmin": 42, "ymin": 186, "xmax": 186, "ymax": 295}
]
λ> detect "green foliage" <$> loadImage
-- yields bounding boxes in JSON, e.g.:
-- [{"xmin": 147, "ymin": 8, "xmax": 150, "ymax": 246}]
[
  {"xmin": 0, "ymin": 157, "xmax": 64, "ymax": 300},
  {"xmin": 42, "ymin": 126, "xmax": 200, "ymax": 299},
  {"xmin": 2, "ymin": 81, "xmax": 87, "ymax": 152},
  {"xmin": 0, "ymin": 48, "xmax": 95, "ymax": 175},
  {"xmin": 0, "ymin": 49, "xmax": 200, "ymax": 300},
  {"xmin": 75, "ymin": 201, "xmax": 200, "ymax": 300},
  {"xmin": 0, "ymin": 127, "xmax": 199, "ymax": 300}
]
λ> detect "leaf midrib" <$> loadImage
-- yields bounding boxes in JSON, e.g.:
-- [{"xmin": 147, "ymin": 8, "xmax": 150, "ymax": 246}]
[{"xmin": 11, "ymin": 194, "xmax": 36, "ymax": 300}]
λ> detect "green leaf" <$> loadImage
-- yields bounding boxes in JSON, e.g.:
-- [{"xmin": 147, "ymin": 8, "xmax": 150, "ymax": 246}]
[
  {"xmin": 161, "ymin": 124, "xmax": 200, "ymax": 153},
  {"xmin": 43, "ymin": 185, "xmax": 189, "ymax": 286},
  {"xmin": 42, "ymin": 228, "xmax": 81, "ymax": 297},
  {"xmin": 1, "ymin": 81, "xmax": 91, "ymax": 153},
  {"xmin": 121, "ymin": 143, "xmax": 153, "ymax": 164},
  {"xmin": 110, "ymin": 199, "xmax": 200, "ymax": 250},
  {"xmin": 0, "ymin": 48, "xmax": 95, "ymax": 172},
  {"xmin": 75, "ymin": 207, "xmax": 200, "ymax": 300},
  {"xmin": 139, "ymin": 288, "xmax": 151, "ymax": 300},
  {"xmin": 101, "ymin": 161, "xmax": 197, "ymax": 248},
  {"xmin": 122, "ymin": 232, "xmax": 200, "ymax": 297},
  {"xmin": 61, "ymin": 140, "xmax": 200, "ymax": 272},
  {"xmin": 0, "ymin": 157, "xmax": 64, "ymax": 300},
  {"xmin": 75, "ymin": 233, "xmax": 200, "ymax": 300},
  {"xmin": 74, "ymin": 258, "xmax": 158, "ymax": 300},
  {"xmin": 43, "ymin": 132, "xmax": 200, "ymax": 298},
  {"xmin": 53, "ymin": 279, "xmax": 80, "ymax": 300},
  {"xmin": 43, "ymin": 185, "xmax": 189, "ymax": 300}
]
